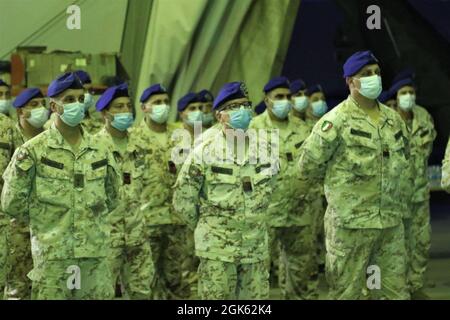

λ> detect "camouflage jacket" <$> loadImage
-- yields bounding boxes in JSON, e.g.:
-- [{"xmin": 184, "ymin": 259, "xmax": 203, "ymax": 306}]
[
  {"xmin": 130, "ymin": 120, "xmax": 180, "ymax": 226},
  {"xmin": 1, "ymin": 124, "xmax": 120, "ymax": 260},
  {"xmin": 297, "ymin": 96, "xmax": 410, "ymax": 229},
  {"xmin": 408, "ymin": 105, "xmax": 436, "ymax": 202},
  {"xmin": 250, "ymin": 111, "xmax": 313, "ymax": 227},
  {"xmin": 96, "ymin": 128, "xmax": 148, "ymax": 248},
  {"xmin": 173, "ymin": 128, "xmax": 279, "ymax": 263},
  {"xmin": 0, "ymin": 114, "xmax": 14, "ymax": 228}
]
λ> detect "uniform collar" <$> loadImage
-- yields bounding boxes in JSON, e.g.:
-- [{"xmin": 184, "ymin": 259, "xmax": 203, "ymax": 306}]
[
  {"xmin": 347, "ymin": 96, "xmax": 390, "ymax": 128},
  {"xmin": 48, "ymin": 122, "xmax": 92, "ymax": 154}
]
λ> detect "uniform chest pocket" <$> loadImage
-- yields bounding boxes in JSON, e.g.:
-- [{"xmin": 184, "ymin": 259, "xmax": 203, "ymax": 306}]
[
  {"xmin": 248, "ymin": 172, "xmax": 272, "ymax": 210},
  {"xmin": 205, "ymin": 167, "xmax": 240, "ymax": 210},
  {"xmin": 84, "ymin": 159, "xmax": 108, "ymax": 210},
  {"xmin": 341, "ymin": 130, "xmax": 379, "ymax": 175},
  {"xmin": 35, "ymin": 157, "xmax": 72, "ymax": 207}
]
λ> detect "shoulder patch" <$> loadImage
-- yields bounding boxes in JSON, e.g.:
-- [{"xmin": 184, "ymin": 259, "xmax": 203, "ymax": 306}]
[
  {"xmin": 16, "ymin": 150, "xmax": 28, "ymax": 161},
  {"xmin": 321, "ymin": 121, "xmax": 333, "ymax": 132}
]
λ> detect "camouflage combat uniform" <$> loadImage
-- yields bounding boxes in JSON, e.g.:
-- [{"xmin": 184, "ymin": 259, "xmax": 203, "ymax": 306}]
[
  {"xmin": 96, "ymin": 128, "xmax": 154, "ymax": 299},
  {"xmin": 131, "ymin": 120, "xmax": 188, "ymax": 299},
  {"xmin": 405, "ymin": 105, "xmax": 436, "ymax": 293},
  {"xmin": 297, "ymin": 96, "xmax": 410, "ymax": 300},
  {"xmin": 250, "ymin": 111, "xmax": 317, "ymax": 299},
  {"xmin": 3, "ymin": 124, "xmax": 38, "ymax": 299},
  {"xmin": 0, "ymin": 114, "xmax": 14, "ymax": 299},
  {"xmin": 173, "ymin": 129, "xmax": 278, "ymax": 299},
  {"xmin": 1, "ymin": 124, "xmax": 120, "ymax": 299},
  {"xmin": 442, "ymin": 137, "xmax": 450, "ymax": 192}
]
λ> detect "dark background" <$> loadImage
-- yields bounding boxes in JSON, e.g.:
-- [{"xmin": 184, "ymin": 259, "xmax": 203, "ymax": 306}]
[{"xmin": 282, "ymin": 0, "xmax": 450, "ymax": 166}]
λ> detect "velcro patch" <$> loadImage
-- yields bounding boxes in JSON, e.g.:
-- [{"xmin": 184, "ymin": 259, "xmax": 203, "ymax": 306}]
[{"xmin": 41, "ymin": 157, "xmax": 64, "ymax": 169}]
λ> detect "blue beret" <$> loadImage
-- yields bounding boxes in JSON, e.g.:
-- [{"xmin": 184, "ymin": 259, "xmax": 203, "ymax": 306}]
[
  {"xmin": 306, "ymin": 84, "xmax": 324, "ymax": 96},
  {"xmin": 255, "ymin": 101, "xmax": 267, "ymax": 115},
  {"xmin": 390, "ymin": 77, "xmax": 415, "ymax": 94},
  {"xmin": 263, "ymin": 76, "xmax": 290, "ymax": 93},
  {"xmin": 177, "ymin": 92, "xmax": 200, "ymax": 112},
  {"xmin": 343, "ymin": 50, "xmax": 379, "ymax": 78},
  {"xmin": 0, "ymin": 79, "xmax": 9, "ymax": 87},
  {"xmin": 290, "ymin": 79, "xmax": 306, "ymax": 94},
  {"xmin": 139, "ymin": 84, "xmax": 167, "ymax": 103},
  {"xmin": 96, "ymin": 83, "xmax": 129, "ymax": 111},
  {"xmin": 47, "ymin": 72, "xmax": 84, "ymax": 97},
  {"xmin": 74, "ymin": 70, "xmax": 91, "ymax": 84},
  {"xmin": 13, "ymin": 88, "xmax": 43, "ymax": 108},
  {"xmin": 213, "ymin": 82, "xmax": 248, "ymax": 110},
  {"xmin": 378, "ymin": 90, "xmax": 396, "ymax": 104},
  {"xmin": 392, "ymin": 68, "xmax": 415, "ymax": 84},
  {"xmin": 198, "ymin": 89, "xmax": 214, "ymax": 103}
]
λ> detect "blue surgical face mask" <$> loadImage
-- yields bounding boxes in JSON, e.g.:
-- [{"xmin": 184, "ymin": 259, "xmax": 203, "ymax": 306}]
[
  {"xmin": 111, "ymin": 112, "xmax": 134, "ymax": 131},
  {"xmin": 271, "ymin": 99, "xmax": 292, "ymax": 119},
  {"xmin": 150, "ymin": 104, "xmax": 170, "ymax": 124},
  {"xmin": 202, "ymin": 112, "xmax": 214, "ymax": 126},
  {"xmin": 27, "ymin": 107, "xmax": 49, "ymax": 128},
  {"xmin": 0, "ymin": 99, "xmax": 12, "ymax": 115},
  {"xmin": 293, "ymin": 96, "xmax": 309, "ymax": 112},
  {"xmin": 311, "ymin": 100, "xmax": 328, "ymax": 117},
  {"xmin": 185, "ymin": 110, "xmax": 203, "ymax": 127},
  {"xmin": 398, "ymin": 93, "xmax": 415, "ymax": 112},
  {"xmin": 228, "ymin": 106, "xmax": 253, "ymax": 130},
  {"xmin": 83, "ymin": 93, "xmax": 94, "ymax": 111},
  {"xmin": 357, "ymin": 75, "xmax": 382, "ymax": 100},
  {"xmin": 57, "ymin": 101, "xmax": 85, "ymax": 127}
]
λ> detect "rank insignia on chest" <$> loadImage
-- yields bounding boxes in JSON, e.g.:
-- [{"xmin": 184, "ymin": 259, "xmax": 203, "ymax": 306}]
[
  {"xmin": 321, "ymin": 121, "xmax": 333, "ymax": 132},
  {"xmin": 168, "ymin": 161, "xmax": 177, "ymax": 174},
  {"xmin": 123, "ymin": 172, "xmax": 131, "ymax": 185},
  {"xmin": 74, "ymin": 174, "xmax": 84, "ymax": 188},
  {"xmin": 242, "ymin": 176, "xmax": 253, "ymax": 193},
  {"xmin": 286, "ymin": 152, "xmax": 293, "ymax": 162}
]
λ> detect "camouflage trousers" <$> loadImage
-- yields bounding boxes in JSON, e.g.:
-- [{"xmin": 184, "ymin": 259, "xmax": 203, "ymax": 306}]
[
  {"xmin": 324, "ymin": 216, "xmax": 409, "ymax": 300},
  {"xmin": 0, "ymin": 224, "xmax": 8, "ymax": 300},
  {"xmin": 5, "ymin": 222, "xmax": 33, "ymax": 299},
  {"xmin": 29, "ymin": 257, "xmax": 114, "ymax": 300},
  {"xmin": 312, "ymin": 195, "xmax": 326, "ymax": 266},
  {"xmin": 198, "ymin": 258, "xmax": 269, "ymax": 300},
  {"xmin": 149, "ymin": 224, "xmax": 193, "ymax": 299},
  {"xmin": 407, "ymin": 201, "xmax": 431, "ymax": 292},
  {"xmin": 271, "ymin": 225, "xmax": 317, "ymax": 300},
  {"xmin": 109, "ymin": 241, "xmax": 155, "ymax": 299}
]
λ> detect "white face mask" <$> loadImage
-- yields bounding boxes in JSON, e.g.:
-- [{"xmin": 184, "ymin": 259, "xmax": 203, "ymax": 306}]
[
  {"xmin": 293, "ymin": 96, "xmax": 309, "ymax": 112},
  {"xmin": 0, "ymin": 99, "xmax": 12, "ymax": 115},
  {"xmin": 398, "ymin": 93, "xmax": 416, "ymax": 112},
  {"xmin": 27, "ymin": 107, "xmax": 50, "ymax": 128},
  {"xmin": 356, "ymin": 75, "xmax": 382, "ymax": 100}
]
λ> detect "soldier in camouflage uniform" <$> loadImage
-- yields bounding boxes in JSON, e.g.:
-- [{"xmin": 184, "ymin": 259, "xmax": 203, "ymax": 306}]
[
  {"xmin": 250, "ymin": 76, "xmax": 317, "ymax": 299},
  {"xmin": 389, "ymin": 75, "xmax": 436, "ymax": 299},
  {"xmin": 297, "ymin": 51, "xmax": 410, "ymax": 300},
  {"xmin": 0, "ymin": 80, "xmax": 15, "ymax": 124},
  {"xmin": 1, "ymin": 73, "xmax": 120, "ymax": 299},
  {"xmin": 132, "ymin": 84, "xmax": 189, "ymax": 299},
  {"xmin": 198, "ymin": 90, "xmax": 216, "ymax": 130},
  {"xmin": 0, "ymin": 113, "xmax": 14, "ymax": 299},
  {"xmin": 4, "ymin": 88, "xmax": 49, "ymax": 300},
  {"xmin": 173, "ymin": 81, "xmax": 278, "ymax": 300},
  {"xmin": 304, "ymin": 85, "xmax": 329, "ymax": 278},
  {"xmin": 95, "ymin": 84, "xmax": 154, "ymax": 299},
  {"xmin": 44, "ymin": 71, "xmax": 104, "ymax": 134},
  {"xmin": 442, "ymin": 138, "xmax": 450, "ymax": 192}
]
